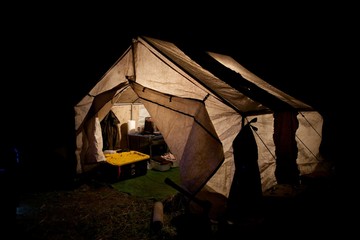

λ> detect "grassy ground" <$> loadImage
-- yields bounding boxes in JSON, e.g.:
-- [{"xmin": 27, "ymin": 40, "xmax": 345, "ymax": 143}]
[{"xmin": 12, "ymin": 168, "xmax": 346, "ymax": 240}]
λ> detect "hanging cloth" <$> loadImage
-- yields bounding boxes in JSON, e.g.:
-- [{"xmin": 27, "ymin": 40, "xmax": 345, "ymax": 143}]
[{"xmin": 101, "ymin": 110, "xmax": 121, "ymax": 150}]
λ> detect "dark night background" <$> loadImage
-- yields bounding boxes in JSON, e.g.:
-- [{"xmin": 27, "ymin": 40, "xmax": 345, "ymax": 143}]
[{"xmin": 1, "ymin": 3, "xmax": 356, "ymax": 219}]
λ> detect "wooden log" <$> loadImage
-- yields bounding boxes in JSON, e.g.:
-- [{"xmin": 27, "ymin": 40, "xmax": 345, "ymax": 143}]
[{"xmin": 152, "ymin": 201, "xmax": 164, "ymax": 231}]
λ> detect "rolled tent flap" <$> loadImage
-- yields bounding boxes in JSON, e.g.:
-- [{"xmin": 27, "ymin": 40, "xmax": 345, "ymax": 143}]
[
  {"xmin": 273, "ymin": 111, "xmax": 300, "ymax": 184},
  {"xmin": 131, "ymin": 81, "xmax": 224, "ymax": 195}
]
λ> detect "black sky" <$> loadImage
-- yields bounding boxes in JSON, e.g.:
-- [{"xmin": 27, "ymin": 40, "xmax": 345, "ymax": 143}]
[{"xmin": 3, "ymin": 4, "xmax": 354, "ymax": 175}]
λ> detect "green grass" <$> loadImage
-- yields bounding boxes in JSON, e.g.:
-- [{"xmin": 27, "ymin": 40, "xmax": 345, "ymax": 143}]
[{"xmin": 111, "ymin": 167, "xmax": 180, "ymax": 201}]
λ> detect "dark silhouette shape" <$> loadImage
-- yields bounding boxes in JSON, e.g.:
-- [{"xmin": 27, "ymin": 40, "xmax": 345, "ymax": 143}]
[{"xmin": 226, "ymin": 118, "xmax": 263, "ymax": 222}]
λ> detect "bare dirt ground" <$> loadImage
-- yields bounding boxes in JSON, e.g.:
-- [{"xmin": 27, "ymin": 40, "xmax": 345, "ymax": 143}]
[{"xmin": 15, "ymin": 181, "xmax": 174, "ymax": 240}]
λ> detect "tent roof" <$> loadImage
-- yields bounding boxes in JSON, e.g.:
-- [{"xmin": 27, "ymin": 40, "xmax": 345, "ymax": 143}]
[
  {"xmin": 140, "ymin": 36, "xmax": 314, "ymax": 116},
  {"xmin": 75, "ymin": 35, "xmax": 315, "ymax": 134}
]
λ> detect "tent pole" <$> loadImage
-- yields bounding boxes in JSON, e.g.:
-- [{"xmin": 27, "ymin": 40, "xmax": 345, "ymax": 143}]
[
  {"xmin": 131, "ymin": 103, "xmax": 133, "ymax": 120},
  {"xmin": 164, "ymin": 178, "xmax": 211, "ymax": 213}
]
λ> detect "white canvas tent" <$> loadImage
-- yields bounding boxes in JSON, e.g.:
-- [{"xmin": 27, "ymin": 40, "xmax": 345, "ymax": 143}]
[{"xmin": 74, "ymin": 36, "xmax": 326, "ymax": 198}]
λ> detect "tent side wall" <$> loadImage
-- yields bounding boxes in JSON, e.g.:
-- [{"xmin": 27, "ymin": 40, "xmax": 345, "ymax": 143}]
[
  {"xmin": 296, "ymin": 111, "xmax": 326, "ymax": 175},
  {"xmin": 207, "ymin": 111, "xmax": 324, "ymax": 196}
]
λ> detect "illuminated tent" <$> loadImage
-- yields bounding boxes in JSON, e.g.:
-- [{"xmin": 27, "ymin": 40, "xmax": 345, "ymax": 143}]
[{"xmin": 74, "ymin": 36, "xmax": 327, "ymax": 198}]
